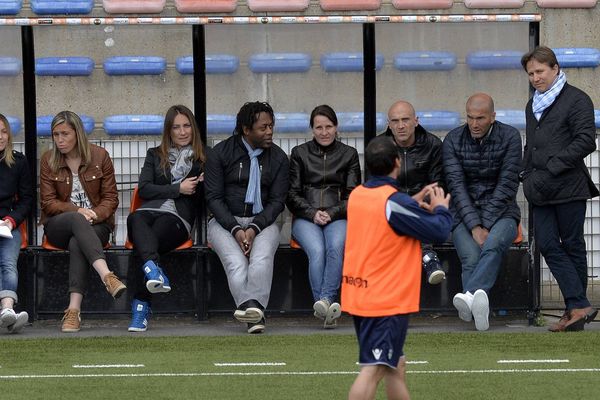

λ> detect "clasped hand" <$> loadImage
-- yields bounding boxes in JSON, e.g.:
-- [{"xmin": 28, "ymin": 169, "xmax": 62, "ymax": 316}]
[{"xmin": 77, "ymin": 208, "xmax": 97, "ymax": 224}]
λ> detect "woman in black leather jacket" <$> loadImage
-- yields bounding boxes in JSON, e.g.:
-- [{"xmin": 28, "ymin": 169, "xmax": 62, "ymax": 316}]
[{"xmin": 287, "ymin": 105, "xmax": 361, "ymax": 328}]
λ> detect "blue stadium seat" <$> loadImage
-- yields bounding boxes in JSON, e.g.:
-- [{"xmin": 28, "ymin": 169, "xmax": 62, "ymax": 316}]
[
  {"xmin": 174, "ymin": 0, "xmax": 237, "ymax": 13},
  {"xmin": 104, "ymin": 56, "xmax": 166, "ymax": 76},
  {"xmin": 207, "ymin": 114, "xmax": 236, "ymax": 135},
  {"xmin": 320, "ymin": 52, "xmax": 384, "ymax": 72},
  {"xmin": 104, "ymin": 115, "xmax": 164, "ymax": 135},
  {"xmin": 103, "ymin": 0, "xmax": 166, "ymax": 13},
  {"xmin": 0, "ymin": 56, "xmax": 21, "ymax": 76},
  {"xmin": 0, "ymin": 0, "xmax": 22, "ymax": 15},
  {"xmin": 394, "ymin": 51, "xmax": 457, "ymax": 71},
  {"xmin": 595, "ymin": 110, "xmax": 600, "ymax": 128},
  {"xmin": 30, "ymin": 0, "xmax": 93, "ymax": 14},
  {"xmin": 275, "ymin": 113, "xmax": 310, "ymax": 133},
  {"xmin": 553, "ymin": 48, "xmax": 600, "ymax": 68},
  {"xmin": 337, "ymin": 112, "xmax": 387, "ymax": 133},
  {"xmin": 392, "ymin": 0, "xmax": 452, "ymax": 9},
  {"xmin": 248, "ymin": 53, "xmax": 312, "ymax": 73},
  {"xmin": 495, "ymin": 109, "xmax": 526, "ymax": 130},
  {"xmin": 37, "ymin": 115, "xmax": 95, "ymax": 136},
  {"xmin": 416, "ymin": 110, "xmax": 460, "ymax": 131},
  {"xmin": 466, "ymin": 50, "xmax": 524, "ymax": 70},
  {"xmin": 35, "ymin": 57, "xmax": 94, "ymax": 76},
  {"xmin": 6, "ymin": 116, "xmax": 21, "ymax": 134},
  {"xmin": 176, "ymin": 55, "xmax": 240, "ymax": 75},
  {"xmin": 247, "ymin": 0, "xmax": 309, "ymax": 11}
]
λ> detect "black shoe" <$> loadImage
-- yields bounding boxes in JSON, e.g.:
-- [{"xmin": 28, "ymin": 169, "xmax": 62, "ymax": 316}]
[
  {"xmin": 423, "ymin": 250, "xmax": 445, "ymax": 285},
  {"xmin": 247, "ymin": 318, "xmax": 265, "ymax": 334}
]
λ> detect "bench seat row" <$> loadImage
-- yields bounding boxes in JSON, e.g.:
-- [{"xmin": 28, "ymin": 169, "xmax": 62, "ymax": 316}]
[{"xmin": 1, "ymin": 1, "xmax": 597, "ymax": 16}]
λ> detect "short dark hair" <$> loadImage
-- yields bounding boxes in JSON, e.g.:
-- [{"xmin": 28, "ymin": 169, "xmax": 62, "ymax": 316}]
[
  {"xmin": 365, "ymin": 136, "xmax": 399, "ymax": 176},
  {"xmin": 234, "ymin": 101, "xmax": 274, "ymax": 135},
  {"xmin": 310, "ymin": 104, "xmax": 338, "ymax": 128},
  {"xmin": 521, "ymin": 46, "xmax": 559, "ymax": 71}
]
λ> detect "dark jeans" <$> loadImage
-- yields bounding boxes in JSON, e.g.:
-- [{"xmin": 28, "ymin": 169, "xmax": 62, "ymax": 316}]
[
  {"xmin": 127, "ymin": 210, "xmax": 189, "ymax": 303},
  {"xmin": 44, "ymin": 211, "xmax": 111, "ymax": 295},
  {"xmin": 533, "ymin": 201, "xmax": 591, "ymax": 310}
]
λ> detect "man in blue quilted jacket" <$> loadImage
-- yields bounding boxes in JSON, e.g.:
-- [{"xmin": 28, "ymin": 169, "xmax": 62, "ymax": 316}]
[{"xmin": 442, "ymin": 93, "xmax": 522, "ymax": 331}]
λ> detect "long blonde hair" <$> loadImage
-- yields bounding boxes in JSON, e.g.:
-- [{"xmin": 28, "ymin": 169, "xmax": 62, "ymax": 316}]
[
  {"xmin": 0, "ymin": 113, "xmax": 15, "ymax": 167},
  {"xmin": 158, "ymin": 105, "xmax": 206, "ymax": 172},
  {"xmin": 48, "ymin": 111, "xmax": 92, "ymax": 174}
]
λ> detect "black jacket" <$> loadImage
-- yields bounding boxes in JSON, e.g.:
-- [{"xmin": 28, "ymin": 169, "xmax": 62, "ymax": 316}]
[
  {"xmin": 0, "ymin": 151, "xmax": 33, "ymax": 228},
  {"xmin": 443, "ymin": 121, "xmax": 522, "ymax": 230},
  {"xmin": 380, "ymin": 125, "xmax": 444, "ymax": 195},
  {"xmin": 522, "ymin": 83, "xmax": 599, "ymax": 206},
  {"xmin": 137, "ymin": 147, "xmax": 204, "ymax": 230},
  {"xmin": 286, "ymin": 139, "xmax": 361, "ymax": 221},
  {"xmin": 205, "ymin": 134, "xmax": 289, "ymax": 234}
]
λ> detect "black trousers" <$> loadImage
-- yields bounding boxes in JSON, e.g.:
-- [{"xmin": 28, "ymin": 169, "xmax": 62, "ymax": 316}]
[
  {"xmin": 127, "ymin": 210, "xmax": 188, "ymax": 303},
  {"xmin": 533, "ymin": 200, "xmax": 591, "ymax": 310}
]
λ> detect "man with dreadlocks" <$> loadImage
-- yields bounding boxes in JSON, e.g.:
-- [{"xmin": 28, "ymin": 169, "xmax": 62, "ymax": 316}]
[{"xmin": 205, "ymin": 101, "xmax": 289, "ymax": 334}]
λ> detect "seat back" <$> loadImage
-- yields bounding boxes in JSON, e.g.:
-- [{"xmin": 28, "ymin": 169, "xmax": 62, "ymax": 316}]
[
  {"xmin": 19, "ymin": 221, "xmax": 27, "ymax": 249},
  {"xmin": 125, "ymin": 187, "xmax": 193, "ymax": 250}
]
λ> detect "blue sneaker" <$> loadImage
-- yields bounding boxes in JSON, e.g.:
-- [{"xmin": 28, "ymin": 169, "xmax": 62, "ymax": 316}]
[
  {"xmin": 128, "ymin": 299, "xmax": 150, "ymax": 332},
  {"xmin": 143, "ymin": 260, "xmax": 171, "ymax": 293}
]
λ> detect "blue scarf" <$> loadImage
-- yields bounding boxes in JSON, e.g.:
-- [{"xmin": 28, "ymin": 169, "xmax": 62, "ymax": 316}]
[
  {"xmin": 532, "ymin": 70, "xmax": 566, "ymax": 121},
  {"xmin": 242, "ymin": 138, "xmax": 263, "ymax": 214}
]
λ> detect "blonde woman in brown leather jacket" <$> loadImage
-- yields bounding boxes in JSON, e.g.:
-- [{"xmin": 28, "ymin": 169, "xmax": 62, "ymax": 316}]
[{"xmin": 40, "ymin": 111, "xmax": 126, "ymax": 333}]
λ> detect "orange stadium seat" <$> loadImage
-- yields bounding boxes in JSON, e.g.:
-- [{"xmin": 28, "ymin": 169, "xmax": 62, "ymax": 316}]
[
  {"xmin": 247, "ymin": 0, "xmax": 309, "ymax": 12},
  {"xmin": 102, "ymin": 0, "xmax": 166, "ymax": 13},
  {"xmin": 124, "ymin": 187, "xmax": 193, "ymax": 250},
  {"xmin": 464, "ymin": 0, "xmax": 525, "ymax": 8},
  {"xmin": 536, "ymin": 0, "xmax": 597, "ymax": 7},
  {"xmin": 319, "ymin": 0, "xmax": 381, "ymax": 11},
  {"xmin": 392, "ymin": 0, "xmax": 453, "ymax": 9},
  {"xmin": 19, "ymin": 222, "xmax": 27, "ymax": 249},
  {"xmin": 174, "ymin": 0, "xmax": 237, "ymax": 12}
]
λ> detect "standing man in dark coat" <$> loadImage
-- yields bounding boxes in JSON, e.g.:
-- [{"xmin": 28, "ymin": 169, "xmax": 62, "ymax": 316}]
[
  {"xmin": 521, "ymin": 46, "xmax": 598, "ymax": 332},
  {"xmin": 443, "ymin": 93, "xmax": 522, "ymax": 331}
]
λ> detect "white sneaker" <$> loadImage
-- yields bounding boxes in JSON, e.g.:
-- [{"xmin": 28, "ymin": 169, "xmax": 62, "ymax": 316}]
[
  {"xmin": 324, "ymin": 302, "xmax": 341, "ymax": 329},
  {"xmin": 313, "ymin": 299, "xmax": 331, "ymax": 320},
  {"xmin": 0, "ymin": 308, "xmax": 17, "ymax": 329},
  {"xmin": 453, "ymin": 292, "xmax": 473, "ymax": 322},
  {"xmin": 7, "ymin": 311, "xmax": 28, "ymax": 334},
  {"xmin": 471, "ymin": 289, "xmax": 490, "ymax": 331}
]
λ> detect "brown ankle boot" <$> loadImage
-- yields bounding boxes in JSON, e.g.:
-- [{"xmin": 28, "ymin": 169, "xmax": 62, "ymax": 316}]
[
  {"xmin": 104, "ymin": 272, "xmax": 126, "ymax": 298},
  {"xmin": 61, "ymin": 309, "xmax": 81, "ymax": 333}
]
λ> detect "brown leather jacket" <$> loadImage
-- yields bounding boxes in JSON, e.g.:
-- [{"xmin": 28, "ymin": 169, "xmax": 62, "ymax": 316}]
[{"xmin": 40, "ymin": 144, "xmax": 119, "ymax": 229}]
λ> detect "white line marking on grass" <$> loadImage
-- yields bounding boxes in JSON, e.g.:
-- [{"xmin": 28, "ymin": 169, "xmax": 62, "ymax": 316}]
[
  {"xmin": 355, "ymin": 361, "xmax": 428, "ymax": 365},
  {"xmin": 497, "ymin": 360, "xmax": 569, "ymax": 364},
  {"xmin": 72, "ymin": 364, "xmax": 145, "ymax": 369},
  {"xmin": 2, "ymin": 368, "xmax": 600, "ymax": 380},
  {"xmin": 214, "ymin": 363, "xmax": 286, "ymax": 367}
]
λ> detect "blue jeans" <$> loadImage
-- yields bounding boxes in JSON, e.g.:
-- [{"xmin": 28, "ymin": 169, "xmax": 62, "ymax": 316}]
[
  {"xmin": 452, "ymin": 218, "xmax": 517, "ymax": 294},
  {"xmin": 0, "ymin": 228, "xmax": 22, "ymax": 303},
  {"xmin": 533, "ymin": 201, "xmax": 590, "ymax": 310},
  {"xmin": 292, "ymin": 218, "xmax": 347, "ymax": 303}
]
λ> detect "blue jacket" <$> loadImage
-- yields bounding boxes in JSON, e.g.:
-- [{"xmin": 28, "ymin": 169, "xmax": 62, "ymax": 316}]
[
  {"xmin": 364, "ymin": 176, "xmax": 452, "ymax": 244},
  {"xmin": 442, "ymin": 121, "xmax": 522, "ymax": 230}
]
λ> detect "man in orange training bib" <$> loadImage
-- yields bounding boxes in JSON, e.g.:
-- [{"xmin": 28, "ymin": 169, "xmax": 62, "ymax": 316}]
[{"xmin": 342, "ymin": 136, "xmax": 452, "ymax": 400}]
